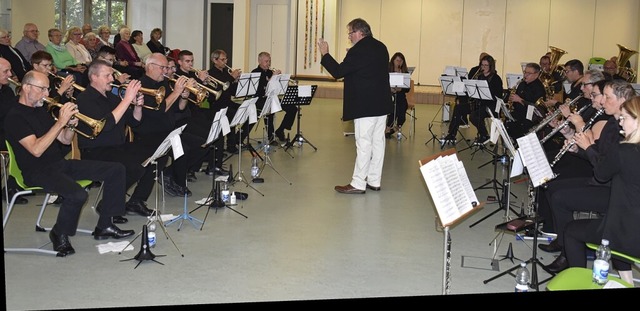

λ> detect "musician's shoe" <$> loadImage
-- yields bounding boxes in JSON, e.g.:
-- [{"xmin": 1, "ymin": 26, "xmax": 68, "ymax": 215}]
[
  {"xmin": 187, "ymin": 171, "xmax": 197, "ymax": 182},
  {"xmin": 125, "ymin": 200, "xmax": 154, "ymax": 217},
  {"xmin": 334, "ymin": 184, "xmax": 366, "ymax": 194},
  {"xmin": 538, "ymin": 239, "xmax": 562, "ymax": 253},
  {"xmin": 366, "ymin": 184, "xmax": 381, "ymax": 191},
  {"xmin": 473, "ymin": 136, "xmax": 489, "ymax": 145},
  {"xmin": 275, "ymin": 130, "xmax": 286, "ymax": 142},
  {"xmin": 226, "ymin": 145, "xmax": 239, "ymax": 154},
  {"xmin": 49, "ymin": 229, "xmax": 75, "ymax": 257},
  {"xmin": 92, "ymin": 225, "xmax": 135, "ymax": 240},
  {"xmin": 544, "ymin": 255, "xmax": 569, "ymax": 274}
]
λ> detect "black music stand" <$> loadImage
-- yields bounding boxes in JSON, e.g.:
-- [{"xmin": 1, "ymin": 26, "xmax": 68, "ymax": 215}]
[
  {"xmin": 437, "ymin": 74, "xmax": 472, "ymax": 149},
  {"xmin": 283, "ymin": 85, "xmax": 317, "ymax": 151},
  {"xmin": 229, "ymin": 97, "xmax": 264, "ymax": 196},
  {"xmin": 255, "ymin": 87, "xmax": 293, "ymax": 185},
  {"xmin": 119, "ymin": 126, "xmax": 188, "ymax": 258},
  {"xmin": 191, "ymin": 108, "xmax": 247, "ymax": 227}
]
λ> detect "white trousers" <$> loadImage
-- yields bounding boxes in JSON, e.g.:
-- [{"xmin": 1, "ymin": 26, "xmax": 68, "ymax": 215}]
[{"xmin": 351, "ymin": 115, "xmax": 387, "ymax": 189}]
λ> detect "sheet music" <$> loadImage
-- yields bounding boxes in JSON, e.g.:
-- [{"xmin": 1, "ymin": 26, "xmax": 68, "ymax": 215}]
[
  {"xmin": 142, "ymin": 125, "xmax": 186, "ymax": 167},
  {"xmin": 439, "ymin": 76, "xmax": 466, "ymax": 96},
  {"xmin": 230, "ymin": 97, "xmax": 258, "ymax": 126},
  {"xmin": 464, "ymin": 79, "xmax": 492, "ymax": 100},
  {"xmin": 510, "ymin": 152, "xmax": 524, "ymax": 178},
  {"xmin": 261, "ymin": 93, "xmax": 283, "ymax": 118},
  {"xmin": 298, "ymin": 85, "xmax": 312, "ymax": 97},
  {"xmin": 526, "ymin": 105, "xmax": 535, "ymax": 121},
  {"xmin": 516, "ymin": 133, "xmax": 555, "ymax": 187},
  {"xmin": 443, "ymin": 66, "xmax": 468, "ymax": 78},
  {"xmin": 496, "ymin": 98, "xmax": 515, "ymax": 121},
  {"xmin": 204, "ymin": 107, "xmax": 229, "ymax": 146},
  {"xmin": 506, "ymin": 73, "xmax": 523, "ymax": 89},
  {"xmin": 420, "ymin": 153, "xmax": 477, "ymax": 226},
  {"xmin": 235, "ymin": 72, "xmax": 260, "ymax": 97},
  {"xmin": 266, "ymin": 73, "xmax": 291, "ymax": 95},
  {"xmin": 389, "ymin": 72, "xmax": 410, "ymax": 88}
]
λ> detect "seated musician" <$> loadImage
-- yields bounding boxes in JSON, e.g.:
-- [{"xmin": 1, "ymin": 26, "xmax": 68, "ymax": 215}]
[
  {"xmin": 505, "ymin": 62, "xmax": 545, "ymax": 140},
  {"xmin": 468, "ymin": 54, "xmax": 503, "ymax": 144},
  {"xmin": 4, "ymin": 70, "xmax": 134, "ymax": 256}
]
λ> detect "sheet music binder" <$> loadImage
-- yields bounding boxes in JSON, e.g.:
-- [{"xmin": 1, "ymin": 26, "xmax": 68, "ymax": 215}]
[
  {"xmin": 281, "ymin": 85, "xmax": 317, "ymax": 106},
  {"xmin": 235, "ymin": 72, "xmax": 261, "ymax": 98},
  {"xmin": 439, "ymin": 75, "xmax": 466, "ymax": 96}
]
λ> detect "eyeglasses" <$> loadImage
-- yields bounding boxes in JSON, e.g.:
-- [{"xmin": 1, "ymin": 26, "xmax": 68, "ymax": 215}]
[
  {"xmin": 25, "ymin": 83, "xmax": 49, "ymax": 92},
  {"xmin": 590, "ymin": 92, "xmax": 602, "ymax": 99},
  {"xmin": 217, "ymin": 58, "xmax": 228, "ymax": 62},
  {"xmin": 563, "ymin": 68, "xmax": 574, "ymax": 73},
  {"xmin": 35, "ymin": 62, "xmax": 53, "ymax": 67},
  {"xmin": 580, "ymin": 82, "xmax": 594, "ymax": 87},
  {"xmin": 348, "ymin": 31, "xmax": 357, "ymax": 36},
  {"xmin": 148, "ymin": 63, "xmax": 171, "ymax": 70},
  {"xmin": 523, "ymin": 71, "xmax": 537, "ymax": 75},
  {"xmin": 27, "ymin": 30, "xmax": 40, "ymax": 33},
  {"xmin": 72, "ymin": 33, "xmax": 82, "ymax": 36}
]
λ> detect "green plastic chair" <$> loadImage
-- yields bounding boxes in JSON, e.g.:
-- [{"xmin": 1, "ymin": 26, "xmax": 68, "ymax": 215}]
[
  {"xmin": 586, "ymin": 243, "xmax": 640, "ymax": 265},
  {"xmin": 3, "ymin": 142, "xmax": 93, "ymax": 256},
  {"xmin": 547, "ymin": 267, "xmax": 633, "ymax": 290}
]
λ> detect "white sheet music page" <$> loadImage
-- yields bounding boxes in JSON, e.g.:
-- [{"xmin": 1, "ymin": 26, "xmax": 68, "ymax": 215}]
[
  {"xmin": 516, "ymin": 133, "xmax": 555, "ymax": 187},
  {"xmin": 420, "ymin": 158, "xmax": 459, "ymax": 226}
]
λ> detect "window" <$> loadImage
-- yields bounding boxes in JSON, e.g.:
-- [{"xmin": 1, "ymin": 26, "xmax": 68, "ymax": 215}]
[{"xmin": 55, "ymin": 0, "xmax": 127, "ymax": 34}]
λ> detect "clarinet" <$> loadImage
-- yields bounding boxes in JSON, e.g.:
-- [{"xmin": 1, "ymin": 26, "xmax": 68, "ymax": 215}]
[
  {"xmin": 550, "ymin": 108, "xmax": 605, "ymax": 167},
  {"xmin": 540, "ymin": 102, "xmax": 589, "ymax": 144}
]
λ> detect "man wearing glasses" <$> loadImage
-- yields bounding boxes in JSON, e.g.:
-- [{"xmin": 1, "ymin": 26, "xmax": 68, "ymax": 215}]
[
  {"xmin": 4, "ymin": 70, "xmax": 135, "ymax": 256},
  {"xmin": 506, "ymin": 63, "xmax": 546, "ymax": 139},
  {"xmin": 15, "ymin": 23, "xmax": 46, "ymax": 62}
]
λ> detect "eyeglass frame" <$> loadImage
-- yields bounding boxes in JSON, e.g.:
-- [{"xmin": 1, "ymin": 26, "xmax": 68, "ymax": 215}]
[{"xmin": 24, "ymin": 83, "xmax": 50, "ymax": 92}]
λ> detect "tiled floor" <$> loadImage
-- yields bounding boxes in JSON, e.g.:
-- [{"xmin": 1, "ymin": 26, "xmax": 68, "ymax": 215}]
[{"xmin": 3, "ymin": 98, "xmax": 637, "ymax": 309}]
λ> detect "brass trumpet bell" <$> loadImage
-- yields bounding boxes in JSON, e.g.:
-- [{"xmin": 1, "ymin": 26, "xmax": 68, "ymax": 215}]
[
  {"xmin": 110, "ymin": 83, "xmax": 163, "ymax": 110},
  {"xmin": 43, "ymin": 97, "xmax": 106, "ymax": 139}
]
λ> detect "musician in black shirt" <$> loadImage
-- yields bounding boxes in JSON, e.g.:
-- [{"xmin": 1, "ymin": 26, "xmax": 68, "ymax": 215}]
[
  {"xmin": 469, "ymin": 54, "xmax": 503, "ymax": 143},
  {"xmin": 208, "ymin": 49, "xmax": 241, "ymax": 153},
  {"xmin": 505, "ymin": 62, "xmax": 546, "ymax": 140}
]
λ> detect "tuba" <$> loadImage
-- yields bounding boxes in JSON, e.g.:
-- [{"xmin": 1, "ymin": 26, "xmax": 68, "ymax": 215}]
[
  {"xmin": 615, "ymin": 44, "xmax": 638, "ymax": 83},
  {"xmin": 42, "ymin": 97, "xmax": 106, "ymax": 139},
  {"xmin": 540, "ymin": 46, "xmax": 567, "ymax": 100}
]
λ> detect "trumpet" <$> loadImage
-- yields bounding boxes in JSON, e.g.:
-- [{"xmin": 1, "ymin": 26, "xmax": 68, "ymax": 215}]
[
  {"xmin": 109, "ymin": 83, "xmax": 163, "ymax": 110},
  {"xmin": 164, "ymin": 74, "xmax": 209, "ymax": 104},
  {"xmin": 112, "ymin": 68, "xmax": 130, "ymax": 83},
  {"xmin": 225, "ymin": 64, "xmax": 239, "ymax": 74},
  {"xmin": 8, "ymin": 77, "xmax": 21, "ymax": 94},
  {"xmin": 189, "ymin": 68, "xmax": 229, "ymax": 91},
  {"xmin": 48, "ymin": 71, "xmax": 86, "ymax": 93},
  {"xmin": 42, "ymin": 97, "xmax": 106, "ymax": 139},
  {"xmin": 550, "ymin": 108, "xmax": 604, "ymax": 167}
]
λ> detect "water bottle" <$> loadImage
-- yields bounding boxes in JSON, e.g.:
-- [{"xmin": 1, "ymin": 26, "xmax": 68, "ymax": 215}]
[
  {"xmin": 221, "ymin": 181, "xmax": 230, "ymax": 203},
  {"xmin": 592, "ymin": 238, "xmax": 611, "ymax": 285},
  {"xmin": 250, "ymin": 157, "xmax": 259, "ymax": 179},
  {"xmin": 147, "ymin": 223, "xmax": 156, "ymax": 248},
  {"xmin": 230, "ymin": 192, "xmax": 236, "ymax": 205},
  {"xmin": 396, "ymin": 131, "xmax": 402, "ymax": 140},
  {"xmin": 515, "ymin": 262, "xmax": 530, "ymax": 292}
]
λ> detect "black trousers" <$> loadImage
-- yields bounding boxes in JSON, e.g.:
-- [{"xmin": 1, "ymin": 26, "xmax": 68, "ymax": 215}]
[
  {"xmin": 23, "ymin": 159, "xmax": 126, "ymax": 236},
  {"xmin": 547, "ymin": 178, "xmax": 610, "ymax": 247},
  {"xmin": 564, "ymin": 219, "xmax": 631, "ymax": 271},
  {"xmin": 470, "ymin": 104, "xmax": 496, "ymax": 138},
  {"xmin": 81, "ymin": 144, "xmax": 146, "ymax": 203}
]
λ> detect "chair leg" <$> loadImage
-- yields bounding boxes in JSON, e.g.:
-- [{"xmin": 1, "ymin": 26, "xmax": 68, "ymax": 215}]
[
  {"xmin": 1, "ymin": 152, "xmax": 9, "ymax": 208},
  {"xmin": 36, "ymin": 193, "xmax": 93, "ymax": 234},
  {"xmin": 4, "ymin": 190, "xmax": 61, "ymax": 256},
  {"xmin": 91, "ymin": 183, "xmax": 104, "ymax": 211}
]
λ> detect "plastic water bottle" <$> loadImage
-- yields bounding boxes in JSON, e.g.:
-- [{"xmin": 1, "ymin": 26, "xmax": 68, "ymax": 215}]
[
  {"xmin": 396, "ymin": 131, "xmax": 402, "ymax": 140},
  {"xmin": 230, "ymin": 192, "xmax": 236, "ymax": 205},
  {"xmin": 515, "ymin": 262, "xmax": 530, "ymax": 292},
  {"xmin": 592, "ymin": 239, "xmax": 611, "ymax": 285},
  {"xmin": 221, "ymin": 181, "xmax": 230, "ymax": 203},
  {"xmin": 147, "ymin": 223, "xmax": 156, "ymax": 248},
  {"xmin": 250, "ymin": 157, "xmax": 259, "ymax": 179}
]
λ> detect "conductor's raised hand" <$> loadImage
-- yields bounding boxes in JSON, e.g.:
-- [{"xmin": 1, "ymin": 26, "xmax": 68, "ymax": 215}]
[{"xmin": 317, "ymin": 38, "xmax": 329, "ymax": 56}]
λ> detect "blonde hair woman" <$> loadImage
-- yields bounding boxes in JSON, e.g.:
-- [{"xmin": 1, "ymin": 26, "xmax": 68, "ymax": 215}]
[{"xmin": 64, "ymin": 26, "xmax": 92, "ymax": 64}]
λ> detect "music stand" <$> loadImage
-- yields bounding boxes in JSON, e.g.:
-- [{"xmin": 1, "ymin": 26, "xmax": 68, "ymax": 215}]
[
  {"xmin": 119, "ymin": 125, "xmax": 188, "ymax": 258},
  {"xmin": 235, "ymin": 72, "xmax": 260, "ymax": 99},
  {"xmin": 229, "ymin": 97, "xmax": 264, "ymax": 196},
  {"xmin": 256, "ymin": 85, "xmax": 292, "ymax": 185},
  {"xmin": 283, "ymin": 85, "xmax": 318, "ymax": 151},
  {"xmin": 437, "ymin": 74, "xmax": 472, "ymax": 149},
  {"xmin": 191, "ymin": 108, "xmax": 248, "ymax": 227},
  {"xmin": 389, "ymin": 72, "xmax": 411, "ymax": 140}
]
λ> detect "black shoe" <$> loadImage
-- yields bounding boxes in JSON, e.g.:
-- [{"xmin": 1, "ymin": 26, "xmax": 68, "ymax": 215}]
[
  {"xmin": 92, "ymin": 225, "xmax": 135, "ymax": 240},
  {"xmin": 96, "ymin": 200, "xmax": 129, "ymax": 224},
  {"xmin": 187, "ymin": 171, "xmax": 197, "ymax": 182},
  {"xmin": 51, "ymin": 195, "xmax": 64, "ymax": 205},
  {"xmin": 7, "ymin": 189, "xmax": 28, "ymax": 205},
  {"xmin": 49, "ymin": 230, "xmax": 75, "ymax": 256},
  {"xmin": 125, "ymin": 200, "xmax": 154, "ymax": 217},
  {"xmin": 175, "ymin": 184, "xmax": 192, "ymax": 197},
  {"xmin": 538, "ymin": 239, "xmax": 561, "ymax": 253},
  {"xmin": 213, "ymin": 167, "xmax": 229, "ymax": 176},
  {"xmin": 544, "ymin": 255, "xmax": 569, "ymax": 274},
  {"xmin": 275, "ymin": 130, "xmax": 286, "ymax": 142}
]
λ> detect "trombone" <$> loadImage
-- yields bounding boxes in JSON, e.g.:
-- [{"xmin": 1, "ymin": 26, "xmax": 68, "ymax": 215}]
[
  {"xmin": 109, "ymin": 83, "xmax": 163, "ymax": 110},
  {"xmin": 42, "ymin": 97, "xmax": 106, "ymax": 139},
  {"xmin": 189, "ymin": 68, "xmax": 230, "ymax": 91}
]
